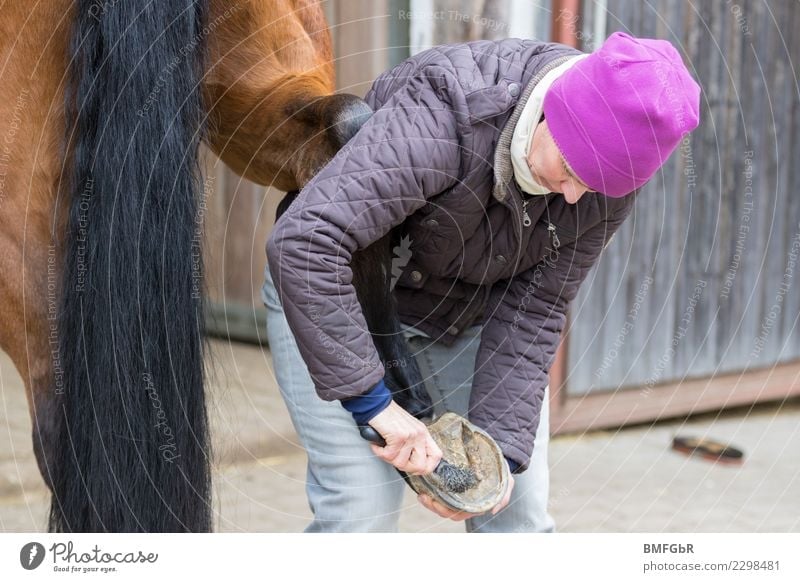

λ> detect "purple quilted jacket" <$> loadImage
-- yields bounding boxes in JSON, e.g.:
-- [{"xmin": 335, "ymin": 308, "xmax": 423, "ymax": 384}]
[{"xmin": 267, "ymin": 38, "xmax": 637, "ymax": 470}]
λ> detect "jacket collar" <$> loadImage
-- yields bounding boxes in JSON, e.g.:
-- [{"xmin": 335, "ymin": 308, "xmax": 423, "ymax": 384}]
[{"xmin": 492, "ymin": 54, "xmax": 578, "ymax": 204}]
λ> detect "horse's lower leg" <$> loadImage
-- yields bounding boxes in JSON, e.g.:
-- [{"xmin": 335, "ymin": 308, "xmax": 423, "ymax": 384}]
[
  {"xmin": 274, "ymin": 196, "xmax": 432, "ymax": 419},
  {"xmin": 350, "ymin": 232, "xmax": 433, "ymax": 420},
  {"xmin": 0, "ymin": 242, "xmax": 60, "ymax": 495},
  {"xmin": 272, "ymin": 93, "xmax": 432, "ymax": 419},
  {"xmin": 29, "ymin": 383, "xmax": 60, "ymax": 494},
  {"xmin": 14, "ymin": 350, "xmax": 60, "ymax": 494}
]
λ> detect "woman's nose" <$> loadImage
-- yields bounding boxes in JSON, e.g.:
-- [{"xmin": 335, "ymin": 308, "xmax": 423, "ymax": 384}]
[{"xmin": 563, "ymin": 182, "xmax": 588, "ymax": 204}]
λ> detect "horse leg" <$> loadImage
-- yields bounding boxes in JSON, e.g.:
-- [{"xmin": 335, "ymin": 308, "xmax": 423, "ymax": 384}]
[
  {"xmin": 271, "ymin": 96, "xmax": 433, "ymax": 419},
  {"xmin": 0, "ymin": 0, "xmax": 76, "ymax": 515},
  {"xmin": 350, "ymin": 232, "xmax": 434, "ymax": 420},
  {"xmin": 26, "ymin": 366, "xmax": 60, "ymax": 496},
  {"xmin": 206, "ymin": 0, "xmax": 429, "ymax": 415},
  {"xmin": 282, "ymin": 92, "xmax": 373, "ymax": 186},
  {"xmin": 205, "ymin": 0, "xmax": 373, "ymax": 191},
  {"xmin": 0, "ymin": 232, "xmax": 60, "ymax": 495},
  {"xmin": 274, "ymin": 202, "xmax": 432, "ymax": 420}
]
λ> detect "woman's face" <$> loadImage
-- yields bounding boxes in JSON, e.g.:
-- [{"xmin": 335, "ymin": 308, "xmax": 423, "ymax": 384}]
[{"xmin": 526, "ymin": 119, "xmax": 592, "ymax": 204}]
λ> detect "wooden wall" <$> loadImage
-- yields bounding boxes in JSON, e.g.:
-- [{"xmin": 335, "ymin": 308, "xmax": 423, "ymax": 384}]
[{"xmin": 566, "ymin": 0, "xmax": 800, "ymax": 398}]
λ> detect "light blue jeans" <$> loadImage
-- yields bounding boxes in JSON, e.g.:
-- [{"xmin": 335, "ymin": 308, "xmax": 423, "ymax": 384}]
[{"xmin": 261, "ymin": 267, "xmax": 555, "ymax": 532}]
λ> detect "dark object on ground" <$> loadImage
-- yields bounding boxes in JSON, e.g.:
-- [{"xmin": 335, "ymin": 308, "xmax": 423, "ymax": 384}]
[
  {"xmin": 671, "ymin": 436, "xmax": 745, "ymax": 465},
  {"xmin": 359, "ymin": 425, "xmax": 477, "ymax": 493}
]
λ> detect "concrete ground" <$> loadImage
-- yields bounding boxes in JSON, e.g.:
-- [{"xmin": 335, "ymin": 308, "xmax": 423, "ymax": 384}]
[{"xmin": 1, "ymin": 339, "xmax": 798, "ymax": 532}]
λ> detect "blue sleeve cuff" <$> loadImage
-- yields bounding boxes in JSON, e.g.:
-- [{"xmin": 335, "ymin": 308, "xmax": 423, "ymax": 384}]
[
  {"xmin": 341, "ymin": 379, "xmax": 393, "ymax": 425},
  {"xmin": 506, "ymin": 457, "xmax": 520, "ymax": 474}
]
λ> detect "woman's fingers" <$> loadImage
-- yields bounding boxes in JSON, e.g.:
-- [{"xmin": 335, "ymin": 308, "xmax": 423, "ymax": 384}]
[
  {"xmin": 377, "ymin": 435, "xmax": 425, "ymax": 473},
  {"xmin": 491, "ymin": 475, "xmax": 515, "ymax": 515},
  {"xmin": 405, "ymin": 447, "xmax": 430, "ymax": 475},
  {"xmin": 417, "ymin": 494, "xmax": 474, "ymax": 521},
  {"xmin": 422, "ymin": 442, "xmax": 442, "ymax": 474},
  {"xmin": 425, "ymin": 434, "xmax": 443, "ymax": 468},
  {"xmin": 367, "ymin": 401, "xmax": 440, "ymax": 474},
  {"xmin": 418, "ymin": 479, "xmax": 513, "ymax": 521},
  {"xmin": 380, "ymin": 439, "xmax": 414, "ymax": 464}
]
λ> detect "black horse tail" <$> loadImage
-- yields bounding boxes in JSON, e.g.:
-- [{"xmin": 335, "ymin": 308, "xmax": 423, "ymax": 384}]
[{"xmin": 50, "ymin": 0, "xmax": 212, "ymax": 532}]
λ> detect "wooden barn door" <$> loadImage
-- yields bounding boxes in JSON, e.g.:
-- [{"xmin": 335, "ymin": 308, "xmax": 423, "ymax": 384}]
[{"xmin": 554, "ymin": 0, "xmax": 800, "ymax": 432}]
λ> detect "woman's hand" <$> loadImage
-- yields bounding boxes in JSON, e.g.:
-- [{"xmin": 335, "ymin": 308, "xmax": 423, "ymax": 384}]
[
  {"xmin": 417, "ymin": 474, "xmax": 515, "ymax": 521},
  {"xmin": 367, "ymin": 401, "xmax": 442, "ymax": 475}
]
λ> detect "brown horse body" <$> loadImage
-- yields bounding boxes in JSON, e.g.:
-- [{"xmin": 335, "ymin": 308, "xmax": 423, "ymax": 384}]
[
  {"xmin": 0, "ymin": 0, "xmax": 411, "ymax": 531},
  {"xmin": 0, "ymin": 3, "xmax": 75, "ymax": 487}
]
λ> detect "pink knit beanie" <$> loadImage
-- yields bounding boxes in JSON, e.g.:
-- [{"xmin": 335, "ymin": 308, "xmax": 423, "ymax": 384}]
[{"xmin": 543, "ymin": 31, "xmax": 701, "ymax": 197}]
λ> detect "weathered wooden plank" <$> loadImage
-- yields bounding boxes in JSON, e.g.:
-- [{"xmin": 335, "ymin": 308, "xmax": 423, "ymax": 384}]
[
  {"xmin": 553, "ymin": 358, "xmax": 800, "ymax": 434},
  {"xmin": 781, "ymin": 0, "xmax": 800, "ymax": 360}
]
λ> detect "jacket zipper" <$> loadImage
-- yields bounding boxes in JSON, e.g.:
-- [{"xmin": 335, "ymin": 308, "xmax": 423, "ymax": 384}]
[
  {"xmin": 547, "ymin": 223, "xmax": 561, "ymax": 249},
  {"xmin": 522, "ymin": 197, "xmax": 532, "ymax": 227},
  {"xmin": 522, "ymin": 197, "xmax": 561, "ymax": 249}
]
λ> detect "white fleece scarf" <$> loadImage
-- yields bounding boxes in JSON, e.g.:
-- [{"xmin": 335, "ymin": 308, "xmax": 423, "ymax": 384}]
[{"xmin": 510, "ymin": 54, "xmax": 590, "ymax": 195}]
